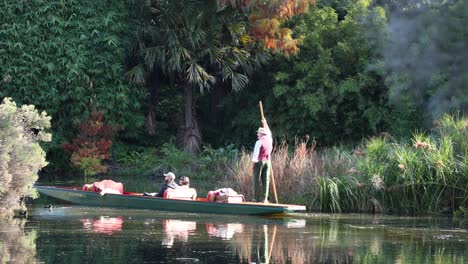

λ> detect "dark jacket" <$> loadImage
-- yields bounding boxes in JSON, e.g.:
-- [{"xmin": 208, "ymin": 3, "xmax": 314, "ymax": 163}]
[{"xmin": 156, "ymin": 181, "xmax": 178, "ymax": 197}]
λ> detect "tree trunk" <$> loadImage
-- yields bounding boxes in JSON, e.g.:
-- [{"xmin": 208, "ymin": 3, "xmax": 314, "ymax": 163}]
[
  {"xmin": 185, "ymin": 85, "xmax": 193, "ymax": 128},
  {"xmin": 180, "ymin": 85, "xmax": 201, "ymax": 154},
  {"xmin": 210, "ymin": 80, "xmax": 227, "ymax": 121},
  {"xmin": 146, "ymin": 71, "xmax": 161, "ymax": 135}
]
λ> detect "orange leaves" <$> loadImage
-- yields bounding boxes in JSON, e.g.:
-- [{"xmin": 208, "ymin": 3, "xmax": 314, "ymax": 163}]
[
  {"xmin": 276, "ymin": 0, "xmax": 310, "ymax": 19},
  {"xmin": 223, "ymin": 0, "xmax": 315, "ymax": 55},
  {"xmin": 249, "ymin": 0, "xmax": 315, "ymax": 55}
]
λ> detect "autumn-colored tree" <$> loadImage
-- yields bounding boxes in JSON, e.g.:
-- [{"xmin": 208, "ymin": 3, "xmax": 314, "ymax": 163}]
[
  {"xmin": 220, "ymin": 0, "xmax": 315, "ymax": 55},
  {"xmin": 62, "ymin": 109, "xmax": 116, "ymax": 180}
]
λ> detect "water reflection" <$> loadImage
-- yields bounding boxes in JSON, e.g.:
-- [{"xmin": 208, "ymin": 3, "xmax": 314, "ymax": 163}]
[
  {"xmin": 0, "ymin": 218, "xmax": 40, "ymax": 264},
  {"xmin": 228, "ymin": 220, "xmax": 308, "ymax": 264},
  {"xmin": 23, "ymin": 207, "xmax": 468, "ymax": 264},
  {"xmin": 206, "ymin": 222, "xmax": 244, "ymax": 240},
  {"xmin": 81, "ymin": 216, "xmax": 123, "ymax": 235},
  {"xmin": 161, "ymin": 219, "xmax": 196, "ymax": 248}
]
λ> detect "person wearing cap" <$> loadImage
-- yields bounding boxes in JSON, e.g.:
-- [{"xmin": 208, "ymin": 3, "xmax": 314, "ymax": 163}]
[
  {"xmin": 251, "ymin": 118, "xmax": 273, "ymax": 203},
  {"xmin": 144, "ymin": 172, "xmax": 179, "ymax": 197}
]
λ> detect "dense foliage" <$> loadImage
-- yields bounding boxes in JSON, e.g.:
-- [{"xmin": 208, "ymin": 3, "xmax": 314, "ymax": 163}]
[
  {"xmin": 0, "ymin": 0, "xmax": 145, "ymax": 172},
  {"xmin": 270, "ymin": 1, "xmax": 389, "ymax": 144},
  {"xmin": 0, "ymin": 98, "xmax": 51, "ymax": 217}
]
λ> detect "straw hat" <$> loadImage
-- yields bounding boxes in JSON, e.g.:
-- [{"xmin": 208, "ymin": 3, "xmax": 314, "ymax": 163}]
[{"xmin": 257, "ymin": 127, "xmax": 271, "ymax": 135}]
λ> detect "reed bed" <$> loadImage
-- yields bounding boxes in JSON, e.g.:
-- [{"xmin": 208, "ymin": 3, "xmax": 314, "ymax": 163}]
[
  {"xmin": 229, "ymin": 114, "xmax": 467, "ymax": 215},
  {"xmin": 229, "ymin": 136, "xmax": 358, "ymax": 210}
]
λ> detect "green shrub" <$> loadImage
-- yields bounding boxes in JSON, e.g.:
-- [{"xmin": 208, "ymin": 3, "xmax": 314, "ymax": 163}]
[
  {"xmin": 113, "ymin": 144, "xmax": 158, "ymax": 169},
  {"xmin": 0, "ymin": 98, "xmax": 51, "ymax": 218}
]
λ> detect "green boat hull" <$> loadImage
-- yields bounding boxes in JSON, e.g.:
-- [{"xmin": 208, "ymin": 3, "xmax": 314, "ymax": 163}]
[{"xmin": 35, "ymin": 186, "xmax": 306, "ymax": 215}]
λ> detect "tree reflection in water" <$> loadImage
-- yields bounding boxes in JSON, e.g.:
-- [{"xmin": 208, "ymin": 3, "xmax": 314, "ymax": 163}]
[
  {"xmin": 0, "ymin": 219, "xmax": 39, "ymax": 263},
  {"xmin": 159, "ymin": 219, "xmax": 310, "ymax": 263}
]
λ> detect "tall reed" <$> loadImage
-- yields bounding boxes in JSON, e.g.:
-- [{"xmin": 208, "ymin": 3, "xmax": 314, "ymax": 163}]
[
  {"xmin": 340, "ymin": 114, "xmax": 466, "ymax": 214},
  {"xmin": 229, "ymin": 136, "xmax": 358, "ymax": 210},
  {"xmin": 229, "ymin": 114, "xmax": 467, "ymax": 215}
]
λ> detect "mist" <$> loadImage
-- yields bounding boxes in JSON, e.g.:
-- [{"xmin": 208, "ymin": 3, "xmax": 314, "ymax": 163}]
[{"xmin": 379, "ymin": 0, "xmax": 467, "ymax": 122}]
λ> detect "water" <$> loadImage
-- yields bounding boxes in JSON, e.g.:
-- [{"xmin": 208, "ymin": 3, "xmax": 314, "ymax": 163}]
[{"xmin": 1, "ymin": 206, "xmax": 466, "ymax": 263}]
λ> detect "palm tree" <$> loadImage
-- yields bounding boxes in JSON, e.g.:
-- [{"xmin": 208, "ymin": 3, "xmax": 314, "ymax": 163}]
[{"xmin": 127, "ymin": 0, "xmax": 268, "ymax": 153}]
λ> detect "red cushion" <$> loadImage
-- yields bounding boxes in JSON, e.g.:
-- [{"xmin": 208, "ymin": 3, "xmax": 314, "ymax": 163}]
[{"xmin": 84, "ymin": 180, "xmax": 124, "ymax": 194}]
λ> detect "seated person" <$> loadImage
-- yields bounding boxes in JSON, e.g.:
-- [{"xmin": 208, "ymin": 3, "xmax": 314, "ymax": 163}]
[
  {"xmin": 164, "ymin": 186, "xmax": 197, "ymax": 200},
  {"xmin": 82, "ymin": 180, "xmax": 124, "ymax": 196},
  {"xmin": 178, "ymin": 176, "xmax": 190, "ymax": 188},
  {"xmin": 144, "ymin": 172, "xmax": 179, "ymax": 197}
]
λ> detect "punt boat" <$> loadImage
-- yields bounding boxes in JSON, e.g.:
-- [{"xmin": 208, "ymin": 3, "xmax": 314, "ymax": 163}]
[{"xmin": 35, "ymin": 186, "xmax": 306, "ymax": 215}]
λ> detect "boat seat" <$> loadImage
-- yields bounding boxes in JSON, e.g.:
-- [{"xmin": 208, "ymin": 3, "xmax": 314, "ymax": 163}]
[{"xmin": 163, "ymin": 188, "xmax": 197, "ymax": 200}]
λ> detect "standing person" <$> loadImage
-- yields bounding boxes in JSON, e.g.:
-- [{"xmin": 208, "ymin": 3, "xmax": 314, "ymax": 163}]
[
  {"xmin": 251, "ymin": 118, "xmax": 273, "ymax": 203},
  {"xmin": 144, "ymin": 172, "xmax": 179, "ymax": 197}
]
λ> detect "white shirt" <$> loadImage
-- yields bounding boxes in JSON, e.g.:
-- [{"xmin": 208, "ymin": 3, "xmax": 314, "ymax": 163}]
[{"xmin": 251, "ymin": 140, "xmax": 262, "ymax": 162}]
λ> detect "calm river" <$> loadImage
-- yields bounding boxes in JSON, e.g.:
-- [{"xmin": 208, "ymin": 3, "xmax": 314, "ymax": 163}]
[{"xmin": 1, "ymin": 206, "xmax": 466, "ymax": 263}]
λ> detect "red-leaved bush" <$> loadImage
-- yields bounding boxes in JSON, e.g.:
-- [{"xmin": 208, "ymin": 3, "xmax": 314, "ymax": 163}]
[{"xmin": 62, "ymin": 109, "xmax": 117, "ymax": 176}]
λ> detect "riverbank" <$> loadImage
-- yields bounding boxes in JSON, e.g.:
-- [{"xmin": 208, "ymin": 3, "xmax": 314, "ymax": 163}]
[{"xmin": 36, "ymin": 114, "xmax": 466, "ymax": 216}]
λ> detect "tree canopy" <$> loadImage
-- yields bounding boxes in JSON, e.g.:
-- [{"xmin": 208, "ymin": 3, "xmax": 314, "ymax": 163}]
[{"xmin": 127, "ymin": 0, "xmax": 269, "ymax": 153}]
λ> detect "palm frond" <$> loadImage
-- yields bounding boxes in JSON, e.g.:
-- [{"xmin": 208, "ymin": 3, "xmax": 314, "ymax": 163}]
[
  {"xmin": 186, "ymin": 62, "xmax": 215, "ymax": 92},
  {"xmin": 143, "ymin": 47, "xmax": 161, "ymax": 72},
  {"xmin": 230, "ymin": 72, "xmax": 249, "ymax": 92},
  {"xmin": 126, "ymin": 64, "xmax": 147, "ymax": 86}
]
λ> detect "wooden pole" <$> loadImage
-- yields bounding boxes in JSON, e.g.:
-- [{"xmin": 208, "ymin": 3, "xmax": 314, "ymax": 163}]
[
  {"xmin": 269, "ymin": 166, "xmax": 278, "ymax": 204},
  {"xmin": 259, "ymin": 101, "xmax": 278, "ymax": 204},
  {"xmin": 259, "ymin": 101, "xmax": 265, "ymax": 120},
  {"xmin": 268, "ymin": 225, "xmax": 277, "ymax": 263}
]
